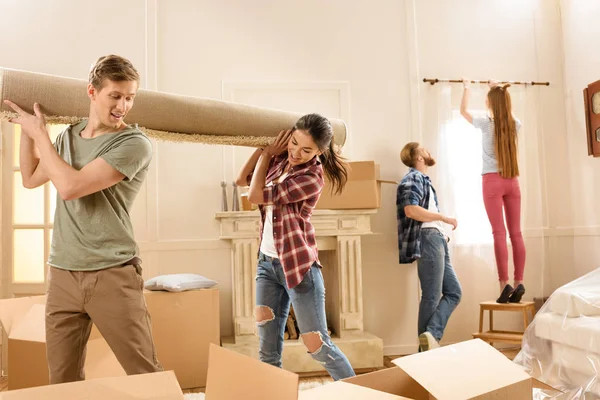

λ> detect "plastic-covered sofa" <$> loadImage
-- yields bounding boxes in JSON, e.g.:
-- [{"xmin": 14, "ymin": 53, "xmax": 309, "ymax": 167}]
[{"xmin": 516, "ymin": 267, "xmax": 600, "ymax": 399}]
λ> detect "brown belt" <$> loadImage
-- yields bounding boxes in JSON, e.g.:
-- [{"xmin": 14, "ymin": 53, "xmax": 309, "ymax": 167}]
[{"xmin": 124, "ymin": 256, "xmax": 142, "ymax": 266}]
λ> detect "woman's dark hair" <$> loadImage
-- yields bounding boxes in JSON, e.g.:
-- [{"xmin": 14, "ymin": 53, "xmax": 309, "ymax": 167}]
[{"xmin": 294, "ymin": 113, "xmax": 348, "ymax": 194}]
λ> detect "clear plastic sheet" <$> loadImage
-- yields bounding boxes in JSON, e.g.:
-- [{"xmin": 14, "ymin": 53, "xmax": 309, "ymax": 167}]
[{"xmin": 515, "ymin": 267, "xmax": 600, "ymax": 400}]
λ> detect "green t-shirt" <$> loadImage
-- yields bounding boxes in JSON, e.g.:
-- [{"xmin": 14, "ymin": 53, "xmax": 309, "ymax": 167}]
[{"xmin": 48, "ymin": 120, "xmax": 153, "ymax": 271}]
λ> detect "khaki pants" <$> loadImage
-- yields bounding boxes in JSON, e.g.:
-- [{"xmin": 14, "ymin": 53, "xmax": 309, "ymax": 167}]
[{"xmin": 45, "ymin": 264, "xmax": 163, "ymax": 384}]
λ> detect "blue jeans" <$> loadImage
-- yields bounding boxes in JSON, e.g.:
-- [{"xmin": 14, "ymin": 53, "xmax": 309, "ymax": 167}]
[
  {"xmin": 255, "ymin": 252, "xmax": 355, "ymax": 381},
  {"xmin": 417, "ymin": 229, "xmax": 462, "ymax": 342}
]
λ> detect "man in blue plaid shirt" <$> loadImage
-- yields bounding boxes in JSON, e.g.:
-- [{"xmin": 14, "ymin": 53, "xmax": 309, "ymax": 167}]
[{"xmin": 397, "ymin": 142, "xmax": 462, "ymax": 352}]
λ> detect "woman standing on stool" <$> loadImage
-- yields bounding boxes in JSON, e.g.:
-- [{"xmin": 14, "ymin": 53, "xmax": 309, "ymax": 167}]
[
  {"xmin": 235, "ymin": 113, "xmax": 355, "ymax": 380},
  {"xmin": 460, "ymin": 79, "xmax": 526, "ymax": 304}
]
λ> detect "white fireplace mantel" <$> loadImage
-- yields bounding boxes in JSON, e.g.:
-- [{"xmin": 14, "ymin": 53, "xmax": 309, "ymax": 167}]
[{"xmin": 215, "ymin": 209, "xmax": 384, "ymax": 372}]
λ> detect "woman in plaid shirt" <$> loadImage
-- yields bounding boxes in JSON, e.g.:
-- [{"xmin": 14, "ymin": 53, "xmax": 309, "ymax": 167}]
[{"xmin": 236, "ymin": 113, "xmax": 355, "ymax": 380}]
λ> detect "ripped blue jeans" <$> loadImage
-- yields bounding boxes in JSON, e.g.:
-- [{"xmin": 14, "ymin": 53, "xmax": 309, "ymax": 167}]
[{"xmin": 255, "ymin": 252, "xmax": 355, "ymax": 381}]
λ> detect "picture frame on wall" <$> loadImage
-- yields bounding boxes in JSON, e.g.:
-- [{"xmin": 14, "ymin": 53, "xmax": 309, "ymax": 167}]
[{"xmin": 583, "ymin": 80, "xmax": 600, "ymax": 157}]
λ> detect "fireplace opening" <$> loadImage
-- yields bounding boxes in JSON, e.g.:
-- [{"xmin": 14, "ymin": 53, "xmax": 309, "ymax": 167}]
[{"xmin": 283, "ymin": 306, "xmax": 334, "ymax": 340}]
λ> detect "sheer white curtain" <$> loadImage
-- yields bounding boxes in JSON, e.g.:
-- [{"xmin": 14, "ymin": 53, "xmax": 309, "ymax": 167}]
[{"xmin": 417, "ymin": 83, "xmax": 546, "ymax": 342}]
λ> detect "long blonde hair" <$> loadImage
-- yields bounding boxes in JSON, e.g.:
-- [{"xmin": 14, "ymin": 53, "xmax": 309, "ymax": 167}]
[{"xmin": 488, "ymin": 85, "xmax": 519, "ymax": 178}]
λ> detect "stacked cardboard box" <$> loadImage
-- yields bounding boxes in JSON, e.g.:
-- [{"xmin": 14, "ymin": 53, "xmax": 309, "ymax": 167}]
[{"xmin": 316, "ymin": 161, "xmax": 396, "ymax": 210}]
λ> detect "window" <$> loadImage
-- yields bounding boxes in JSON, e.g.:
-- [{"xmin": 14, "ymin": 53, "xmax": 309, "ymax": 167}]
[
  {"xmin": 6, "ymin": 124, "xmax": 63, "ymax": 292},
  {"xmin": 444, "ymin": 110, "xmax": 493, "ymax": 246}
]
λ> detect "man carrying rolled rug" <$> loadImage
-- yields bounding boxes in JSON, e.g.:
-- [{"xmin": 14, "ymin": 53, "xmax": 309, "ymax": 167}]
[{"xmin": 4, "ymin": 54, "xmax": 162, "ymax": 383}]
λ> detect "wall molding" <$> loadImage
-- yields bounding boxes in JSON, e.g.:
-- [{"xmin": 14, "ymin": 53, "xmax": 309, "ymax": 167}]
[
  {"xmin": 137, "ymin": 226, "xmax": 600, "ymax": 253},
  {"xmin": 541, "ymin": 226, "xmax": 600, "ymax": 237},
  {"xmin": 138, "ymin": 239, "xmax": 230, "ymax": 252},
  {"xmin": 221, "ymin": 80, "xmax": 352, "ymax": 180},
  {"xmin": 144, "ymin": 0, "xmax": 160, "ymax": 243},
  {"xmin": 404, "ymin": 0, "xmax": 422, "ymax": 142},
  {"xmin": 221, "ymin": 80, "xmax": 351, "ymax": 123},
  {"xmin": 221, "ymin": 80, "xmax": 351, "ymax": 132}
]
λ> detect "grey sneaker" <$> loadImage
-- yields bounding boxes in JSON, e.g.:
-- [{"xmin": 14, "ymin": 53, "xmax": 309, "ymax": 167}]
[{"xmin": 419, "ymin": 332, "xmax": 440, "ymax": 352}]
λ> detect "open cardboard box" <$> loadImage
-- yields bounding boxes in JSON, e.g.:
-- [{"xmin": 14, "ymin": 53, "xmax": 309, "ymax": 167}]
[
  {"xmin": 204, "ymin": 340, "xmax": 560, "ymax": 399},
  {"xmin": 316, "ymin": 161, "xmax": 396, "ymax": 209},
  {"xmin": 0, "ymin": 288, "xmax": 220, "ymax": 390},
  {"xmin": 0, "ymin": 370, "xmax": 184, "ymax": 399},
  {"xmin": 0, "ymin": 296, "xmax": 118, "ymax": 390}
]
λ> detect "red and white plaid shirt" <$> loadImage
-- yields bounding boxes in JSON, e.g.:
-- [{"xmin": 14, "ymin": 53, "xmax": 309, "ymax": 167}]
[{"xmin": 247, "ymin": 153, "xmax": 324, "ymax": 289}]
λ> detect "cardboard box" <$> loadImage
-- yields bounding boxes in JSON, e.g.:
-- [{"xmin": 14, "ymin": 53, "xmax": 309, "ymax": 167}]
[
  {"xmin": 316, "ymin": 161, "xmax": 396, "ymax": 210},
  {"xmin": 0, "ymin": 370, "xmax": 184, "ymax": 399},
  {"xmin": 340, "ymin": 339, "xmax": 561, "ymax": 400},
  {"xmin": 204, "ymin": 340, "xmax": 559, "ymax": 399},
  {"xmin": 299, "ymin": 380, "xmax": 411, "ymax": 399},
  {"xmin": 205, "ymin": 344, "xmax": 400, "ymax": 399},
  {"xmin": 205, "ymin": 342, "xmax": 300, "ymax": 399},
  {"xmin": 145, "ymin": 288, "xmax": 220, "ymax": 389},
  {"xmin": 0, "ymin": 288, "xmax": 220, "ymax": 391},
  {"xmin": 0, "ymin": 295, "xmax": 46, "ymax": 377},
  {"xmin": 0, "ymin": 296, "xmax": 122, "ymax": 390}
]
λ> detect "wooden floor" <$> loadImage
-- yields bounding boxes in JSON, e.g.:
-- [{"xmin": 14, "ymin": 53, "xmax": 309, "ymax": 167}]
[{"xmin": 0, "ymin": 347, "xmax": 521, "ymax": 394}]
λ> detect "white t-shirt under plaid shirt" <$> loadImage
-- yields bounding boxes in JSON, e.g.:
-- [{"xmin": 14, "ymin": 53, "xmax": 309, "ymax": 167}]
[
  {"xmin": 246, "ymin": 154, "xmax": 324, "ymax": 289},
  {"xmin": 260, "ymin": 172, "xmax": 289, "ymax": 258}
]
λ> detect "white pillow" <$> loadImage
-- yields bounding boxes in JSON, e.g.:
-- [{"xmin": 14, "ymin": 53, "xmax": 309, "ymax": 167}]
[{"xmin": 144, "ymin": 273, "xmax": 218, "ymax": 292}]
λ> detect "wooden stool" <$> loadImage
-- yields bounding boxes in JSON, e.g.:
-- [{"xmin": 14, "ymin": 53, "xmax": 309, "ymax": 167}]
[{"xmin": 472, "ymin": 301, "xmax": 535, "ymax": 346}]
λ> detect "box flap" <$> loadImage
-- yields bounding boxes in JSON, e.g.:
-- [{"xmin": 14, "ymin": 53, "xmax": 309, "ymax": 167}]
[
  {"xmin": 378, "ymin": 179, "xmax": 398, "ymax": 184},
  {"xmin": 85, "ymin": 336, "xmax": 126, "ymax": 380},
  {"xmin": 0, "ymin": 295, "xmax": 45, "ymax": 335},
  {"xmin": 9, "ymin": 304, "xmax": 46, "ymax": 343},
  {"xmin": 89, "ymin": 323, "xmax": 103, "ymax": 340},
  {"xmin": 205, "ymin": 344, "xmax": 299, "ymax": 399},
  {"xmin": 299, "ymin": 381, "xmax": 411, "ymax": 399},
  {"xmin": 0, "ymin": 370, "xmax": 184, "ymax": 399},
  {"xmin": 392, "ymin": 339, "xmax": 531, "ymax": 400},
  {"xmin": 532, "ymin": 378, "xmax": 562, "ymax": 394},
  {"xmin": 8, "ymin": 337, "xmax": 48, "ymax": 390},
  {"xmin": 344, "ymin": 367, "xmax": 430, "ymax": 399}
]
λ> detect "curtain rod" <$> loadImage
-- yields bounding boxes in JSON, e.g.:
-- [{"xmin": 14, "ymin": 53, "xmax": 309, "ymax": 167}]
[{"xmin": 423, "ymin": 78, "xmax": 550, "ymax": 86}]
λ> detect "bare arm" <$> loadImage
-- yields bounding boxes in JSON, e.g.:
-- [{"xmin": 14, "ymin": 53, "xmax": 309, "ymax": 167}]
[
  {"xmin": 404, "ymin": 205, "xmax": 457, "ymax": 230},
  {"xmin": 35, "ymin": 134, "xmax": 125, "ymax": 200},
  {"xmin": 5, "ymin": 100, "xmax": 126, "ymax": 201},
  {"xmin": 460, "ymin": 78, "xmax": 473, "ymax": 124},
  {"xmin": 235, "ymin": 148, "xmax": 263, "ymax": 187},
  {"xmin": 247, "ymin": 129, "xmax": 293, "ymax": 204},
  {"xmin": 19, "ymin": 130, "xmax": 50, "ymax": 189},
  {"xmin": 247, "ymin": 152, "xmax": 272, "ymax": 204}
]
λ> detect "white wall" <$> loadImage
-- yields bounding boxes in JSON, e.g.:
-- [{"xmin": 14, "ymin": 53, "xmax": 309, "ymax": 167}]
[
  {"xmin": 153, "ymin": 0, "xmax": 412, "ymax": 348},
  {"xmin": 408, "ymin": 0, "xmax": 567, "ymax": 345},
  {"xmin": 0, "ymin": 0, "xmax": 592, "ymax": 357},
  {"xmin": 0, "ymin": 0, "xmax": 415, "ymax": 351},
  {"xmin": 549, "ymin": 1, "xmax": 600, "ymax": 292}
]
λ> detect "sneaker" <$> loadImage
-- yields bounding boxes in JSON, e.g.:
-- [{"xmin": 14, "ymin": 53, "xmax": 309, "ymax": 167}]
[
  {"xmin": 509, "ymin": 284, "xmax": 526, "ymax": 303},
  {"xmin": 419, "ymin": 332, "xmax": 440, "ymax": 352},
  {"xmin": 496, "ymin": 284, "xmax": 514, "ymax": 304}
]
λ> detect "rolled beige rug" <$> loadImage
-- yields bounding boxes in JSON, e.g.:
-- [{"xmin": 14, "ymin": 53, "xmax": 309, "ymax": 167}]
[{"xmin": 0, "ymin": 67, "xmax": 347, "ymax": 147}]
